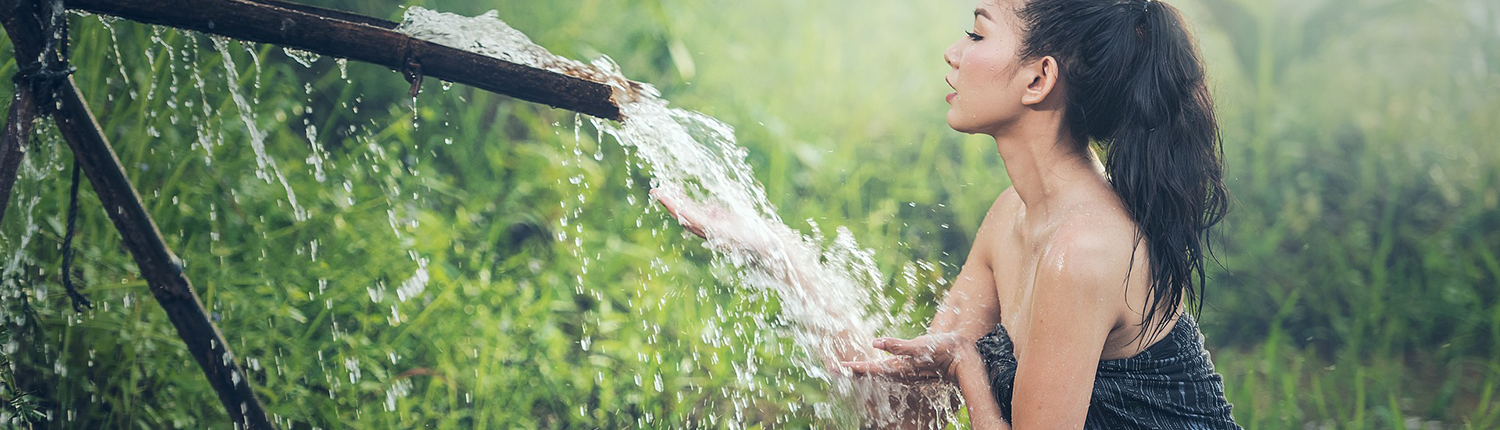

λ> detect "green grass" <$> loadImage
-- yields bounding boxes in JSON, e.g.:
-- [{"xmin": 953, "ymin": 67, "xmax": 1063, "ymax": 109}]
[{"xmin": 1, "ymin": 0, "xmax": 1498, "ymax": 428}]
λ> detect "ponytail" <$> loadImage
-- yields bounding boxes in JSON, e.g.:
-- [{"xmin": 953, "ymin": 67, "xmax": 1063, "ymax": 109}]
[{"xmin": 1017, "ymin": 0, "xmax": 1229, "ymax": 338}]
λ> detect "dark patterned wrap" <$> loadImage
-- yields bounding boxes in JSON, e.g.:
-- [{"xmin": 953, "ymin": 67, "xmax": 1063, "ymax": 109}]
[
  {"xmin": 975, "ymin": 314, "xmax": 1242, "ymax": 429},
  {"xmin": 975, "ymin": 322, "xmax": 1019, "ymax": 421}
]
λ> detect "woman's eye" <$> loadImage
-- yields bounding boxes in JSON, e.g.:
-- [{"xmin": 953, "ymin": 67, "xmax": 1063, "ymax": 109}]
[{"xmin": 966, "ymin": 30, "xmax": 983, "ymax": 41}]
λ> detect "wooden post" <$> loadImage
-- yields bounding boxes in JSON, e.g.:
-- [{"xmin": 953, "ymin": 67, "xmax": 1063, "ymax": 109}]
[
  {"xmin": 1, "ymin": 0, "xmax": 277, "ymax": 428},
  {"xmin": 0, "ymin": 0, "xmax": 49, "ymax": 219},
  {"xmin": 64, "ymin": 0, "xmax": 626, "ymax": 120},
  {"xmin": 0, "ymin": 80, "xmax": 37, "ymax": 217},
  {"xmin": 50, "ymin": 74, "xmax": 278, "ymax": 430}
]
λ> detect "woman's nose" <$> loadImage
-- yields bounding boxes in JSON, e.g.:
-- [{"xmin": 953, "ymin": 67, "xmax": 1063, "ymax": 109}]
[{"xmin": 944, "ymin": 40, "xmax": 960, "ymax": 68}]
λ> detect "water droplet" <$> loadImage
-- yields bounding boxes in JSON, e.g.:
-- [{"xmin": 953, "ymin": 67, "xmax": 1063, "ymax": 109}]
[{"xmin": 282, "ymin": 47, "xmax": 321, "ymax": 68}]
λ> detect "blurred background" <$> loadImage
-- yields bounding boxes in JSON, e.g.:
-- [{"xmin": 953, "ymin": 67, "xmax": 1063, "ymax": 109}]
[{"xmin": 0, "ymin": 0, "xmax": 1496, "ymax": 428}]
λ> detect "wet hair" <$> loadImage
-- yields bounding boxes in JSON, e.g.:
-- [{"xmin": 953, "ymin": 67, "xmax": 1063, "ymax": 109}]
[{"xmin": 1015, "ymin": 0, "xmax": 1229, "ymax": 338}]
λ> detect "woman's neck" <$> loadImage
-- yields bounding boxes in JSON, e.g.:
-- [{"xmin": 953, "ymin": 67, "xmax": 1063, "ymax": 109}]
[{"xmin": 992, "ymin": 125, "xmax": 1105, "ymax": 219}]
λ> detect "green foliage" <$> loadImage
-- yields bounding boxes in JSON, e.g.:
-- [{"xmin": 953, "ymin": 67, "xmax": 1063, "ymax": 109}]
[
  {"xmin": 0, "ymin": 0, "xmax": 1496, "ymax": 428},
  {"xmin": 1184, "ymin": 0, "xmax": 1500, "ymax": 427}
]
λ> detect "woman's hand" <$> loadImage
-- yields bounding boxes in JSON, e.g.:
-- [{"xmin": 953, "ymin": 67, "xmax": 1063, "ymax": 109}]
[
  {"xmin": 839, "ymin": 333, "xmax": 975, "ymax": 383},
  {"xmin": 651, "ymin": 188, "xmax": 782, "ymax": 256}
]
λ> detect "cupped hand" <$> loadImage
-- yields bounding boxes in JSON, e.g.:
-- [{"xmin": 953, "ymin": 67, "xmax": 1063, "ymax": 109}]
[
  {"xmin": 651, "ymin": 188, "xmax": 781, "ymax": 255},
  {"xmin": 839, "ymin": 333, "xmax": 971, "ymax": 383}
]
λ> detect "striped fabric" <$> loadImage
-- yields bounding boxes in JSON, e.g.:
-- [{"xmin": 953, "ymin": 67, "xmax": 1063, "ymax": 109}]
[{"xmin": 975, "ymin": 314, "xmax": 1242, "ymax": 429}]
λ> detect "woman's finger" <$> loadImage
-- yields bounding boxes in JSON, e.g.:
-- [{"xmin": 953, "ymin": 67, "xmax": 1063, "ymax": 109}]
[
  {"xmin": 842, "ymin": 357, "xmax": 942, "ymax": 378},
  {"xmin": 873, "ymin": 337, "xmax": 929, "ymax": 360},
  {"xmin": 650, "ymin": 188, "xmax": 682, "ymax": 218},
  {"xmin": 651, "ymin": 188, "xmax": 709, "ymax": 237},
  {"xmin": 841, "ymin": 358, "xmax": 915, "ymax": 376},
  {"xmin": 655, "ymin": 190, "xmax": 701, "ymax": 225}
]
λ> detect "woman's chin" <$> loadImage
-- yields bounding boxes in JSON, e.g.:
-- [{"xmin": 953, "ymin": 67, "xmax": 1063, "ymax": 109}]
[
  {"xmin": 946, "ymin": 112, "xmax": 976, "ymax": 134},
  {"xmin": 946, "ymin": 110, "xmax": 1002, "ymax": 136}
]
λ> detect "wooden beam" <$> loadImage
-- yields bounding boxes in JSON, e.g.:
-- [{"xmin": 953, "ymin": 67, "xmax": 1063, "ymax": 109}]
[
  {"xmin": 1, "ymin": 1, "xmax": 277, "ymax": 428},
  {"xmin": 64, "ymin": 0, "xmax": 625, "ymax": 120},
  {"xmin": 243, "ymin": 0, "xmax": 398, "ymax": 30}
]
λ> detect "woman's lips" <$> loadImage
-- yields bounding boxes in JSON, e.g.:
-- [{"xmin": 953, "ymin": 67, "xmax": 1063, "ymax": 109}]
[{"xmin": 946, "ymin": 92, "xmax": 957, "ymax": 103}]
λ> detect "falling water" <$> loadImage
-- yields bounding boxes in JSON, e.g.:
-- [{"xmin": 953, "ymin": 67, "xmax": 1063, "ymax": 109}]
[
  {"xmin": 211, "ymin": 36, "xmax": 309, "ymax": 222},
  {"xmin": 401, "ymin": 7, "xmax": 957, "ymax": 427}
]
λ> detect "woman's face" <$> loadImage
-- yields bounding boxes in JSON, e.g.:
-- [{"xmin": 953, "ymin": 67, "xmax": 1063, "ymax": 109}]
[{"xmin": 944, "ymin": 0, "xmax": 1030, "ymax": 135}]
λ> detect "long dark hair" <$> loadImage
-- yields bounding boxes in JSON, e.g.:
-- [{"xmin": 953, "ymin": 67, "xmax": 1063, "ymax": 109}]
[{"xmin": 1016, "ymin": 0, "xmax": 1229, "ymax": 337}]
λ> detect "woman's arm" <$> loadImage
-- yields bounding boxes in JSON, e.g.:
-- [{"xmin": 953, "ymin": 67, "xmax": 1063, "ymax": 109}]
[
  {"xmin": 656, "ymin": 186, "xmax": 1015, "ymax": 355},
  {"xmin": 836, "ymin": 191, "xmax": 1019, "ymax": 427},
  {"xmin": 853, "ymin": 198, "xmax": 1133, "ymax": 429},
  {"xmin": 1006, "ymin": 230, "xmax": 1130, "ymax": 428},
  {"xmin": 652, "ymin": 188, "xmax": 883, "ymax": 361},
  {"xmin": 656, "ymin": 187, "xmax": 1022, "ymax": 427},
  {"xmin": 928, "ymin": 190, "xmax": 1013, "ymax": 341},
  {"xmin": 842, "ymin": 331, "xmax": 1009, "ymax": 428},
  {"xmin": 952, "ymin": 341, "xmax": 1011, "ymax": 429}
]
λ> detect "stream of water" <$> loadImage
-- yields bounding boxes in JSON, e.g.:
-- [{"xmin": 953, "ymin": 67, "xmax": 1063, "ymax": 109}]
[{"xmin": 399, "ymin": 7, "xmax": 956, "ymax": 427}]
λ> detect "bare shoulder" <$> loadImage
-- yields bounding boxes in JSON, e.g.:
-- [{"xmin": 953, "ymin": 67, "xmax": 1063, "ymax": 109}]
[
  {"xmin": 994, "ymin": 186, "xmax": 1022, "ymax": 209},
  {"xmin": 969, "ymin": 187, "xmax": 1022, "ymax": 256},
  {"xmin": 980, "ymin": 187, "xmax": 1023, "ymax": 231},
  {"xmin": 1037, "ymin": 208, "xmax": 1145, "ymax": 299},
  {"xmin": 1020, "ymin": 204, "xmax": 1145, "ymax": 360}
]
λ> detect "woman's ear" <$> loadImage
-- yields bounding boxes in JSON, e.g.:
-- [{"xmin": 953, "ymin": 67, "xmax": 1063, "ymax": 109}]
[{"xmin": 1020, "ymin": 55, "xmax": 1060, "ymax": 106}]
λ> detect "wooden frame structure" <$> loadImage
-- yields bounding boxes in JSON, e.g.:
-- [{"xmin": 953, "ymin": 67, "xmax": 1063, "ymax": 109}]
[{"xmin": 1, "ymin": 0, "xmax": 628, "ymax": 428}]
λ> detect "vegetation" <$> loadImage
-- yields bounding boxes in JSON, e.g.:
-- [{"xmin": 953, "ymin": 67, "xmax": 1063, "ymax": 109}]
[{"xmin": 0, "ymin": 0, "xmax": 1496, "ymax": 428}]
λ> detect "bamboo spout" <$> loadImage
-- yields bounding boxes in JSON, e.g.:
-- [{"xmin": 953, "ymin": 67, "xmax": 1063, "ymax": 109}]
[{"xmin": 64, "ymin": 0, "xmax": 626, "ymax": 120}]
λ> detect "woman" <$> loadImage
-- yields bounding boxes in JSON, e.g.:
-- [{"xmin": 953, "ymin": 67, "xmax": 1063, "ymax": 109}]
[{"xmin": 657, "ymin": 0, "xmax": 1239, "ymax": 427}]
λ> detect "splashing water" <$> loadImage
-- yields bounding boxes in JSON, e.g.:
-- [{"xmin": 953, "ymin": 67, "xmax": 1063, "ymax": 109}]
[
  {"xmin": 401, "ymin": 7, "xmax": 957, "ymax": 427},
  {"xmin": 397, "ymin": 8, "xmax": 638, "ymax": 92},
  {"xmin": 211, "ymin": 36, "xmax": 308, "ymax": 222}
]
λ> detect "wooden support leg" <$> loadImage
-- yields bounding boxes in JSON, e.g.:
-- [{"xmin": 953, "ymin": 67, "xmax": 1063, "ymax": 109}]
[
  {"xmin": 0, "ymin": 82, "xmax": 38, "ymax": 220},
  {"xmin": 0, "ymin": 85, "xmax": 41, "ymax": 424},
  {"xmin": 2, "ymin": 1, "xmax": 276, "ymax": 428},
  {"xmin": 49, "ymin": 76, "xmax": 277, "ymax": 430}
]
